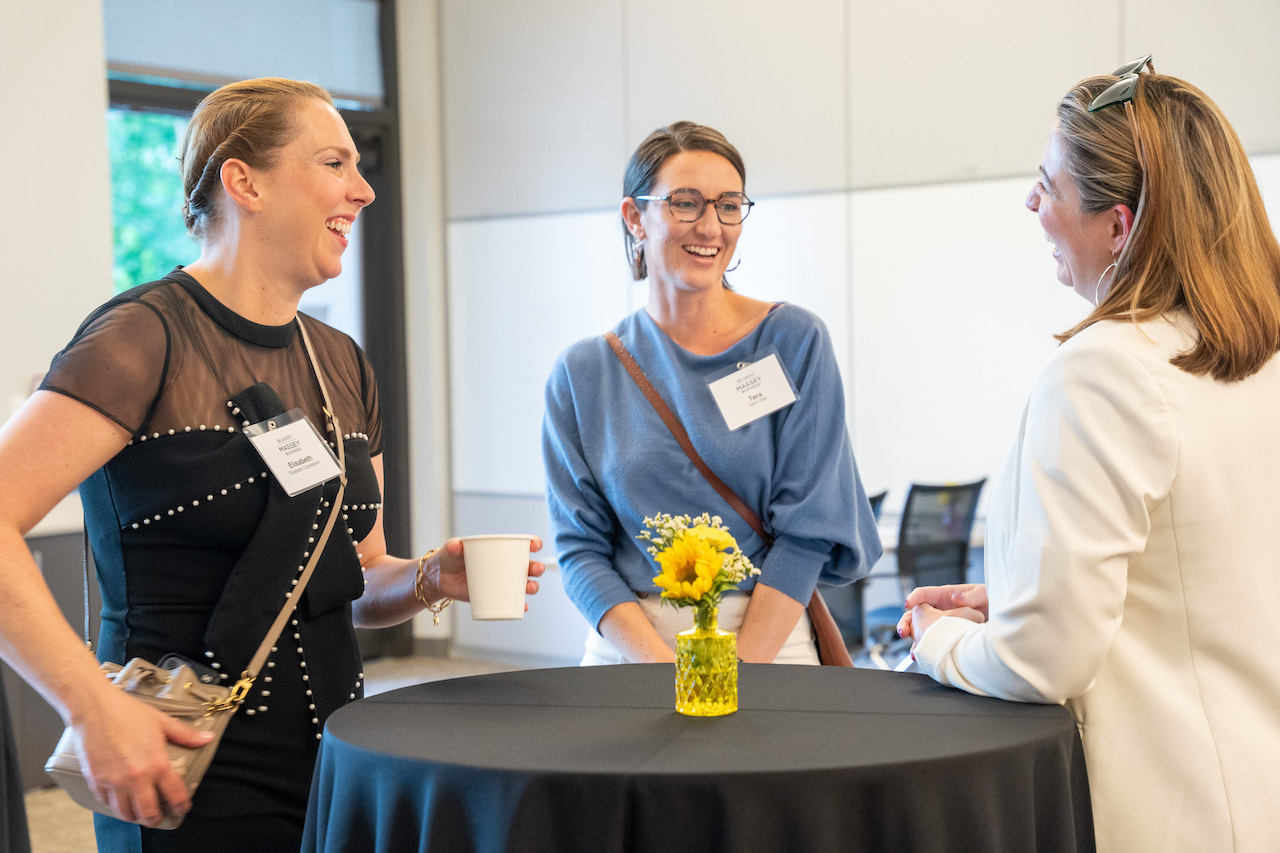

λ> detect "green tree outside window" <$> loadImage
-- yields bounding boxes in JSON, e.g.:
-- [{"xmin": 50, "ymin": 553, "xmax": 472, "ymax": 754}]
[{"xmin": 107, "ymin": 110, "xmax": 195, "ymax": 294}]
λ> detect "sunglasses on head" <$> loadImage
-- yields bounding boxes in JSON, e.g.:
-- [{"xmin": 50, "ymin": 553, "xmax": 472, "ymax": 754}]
[
  {"xmin": 1086, "ymin": 54, "xmax": 1155, "ymax": 192},
  {"xmin": 1088, "ymin": 54, "xmax": 1155, "ymax": 112}
]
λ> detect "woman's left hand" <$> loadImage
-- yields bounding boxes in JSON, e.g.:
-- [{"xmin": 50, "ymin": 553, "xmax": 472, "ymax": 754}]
[
  {"xmin": 897, "ymin": 604, "xmax": 942, "ymax": 652},
  {"xmin": 898, "ymin": 600, "xmax": 986, "ymax": 655},
  {"xmin": 432, "ymin": 537, "xmax": 545, "ymax": 609},
  {"xmin": 897, "ymin": 583, "xmax": 987, "ymax": 647}
]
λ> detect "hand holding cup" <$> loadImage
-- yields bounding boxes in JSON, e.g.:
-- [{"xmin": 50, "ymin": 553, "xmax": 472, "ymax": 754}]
[{"xmin": 459, "ymin": 534, "xmax": 541, "ymax": 620}]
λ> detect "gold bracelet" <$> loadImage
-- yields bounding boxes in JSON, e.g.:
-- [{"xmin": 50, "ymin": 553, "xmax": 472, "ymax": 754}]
[{"xmin": 413, "ymin": 548, "xmax": 454, "ymax": 627}]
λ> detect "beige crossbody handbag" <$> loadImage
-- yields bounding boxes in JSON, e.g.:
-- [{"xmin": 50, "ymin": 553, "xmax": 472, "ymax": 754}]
[{"xmin": 44, "ymin": 317, "xmax": 348, "ymax": 829}]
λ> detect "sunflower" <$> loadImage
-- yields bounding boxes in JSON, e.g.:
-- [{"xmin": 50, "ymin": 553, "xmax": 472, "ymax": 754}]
[
  {"xmin": 640, "ymin": 512, "xmax": 760, "ymax": 609},
  {"xmin": 652, "ymin": 528, "xmax": 726, "ymax": 602}
]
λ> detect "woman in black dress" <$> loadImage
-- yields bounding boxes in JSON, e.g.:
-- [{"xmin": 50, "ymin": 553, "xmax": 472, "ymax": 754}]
[{"xmin": 0, "ymin": 78, "xmax": 543, "ymax": 852}]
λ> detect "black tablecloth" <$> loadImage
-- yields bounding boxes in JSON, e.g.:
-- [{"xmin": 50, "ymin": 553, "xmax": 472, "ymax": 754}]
[{"xmin": 303, "ymin": 664, "xmax": 1093, "ymax": 853}]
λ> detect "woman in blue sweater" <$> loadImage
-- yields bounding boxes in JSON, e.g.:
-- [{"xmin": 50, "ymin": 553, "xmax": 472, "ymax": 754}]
[{"xmin": 542, "ymin": 122, "xmax": 881, "ymax": 665}]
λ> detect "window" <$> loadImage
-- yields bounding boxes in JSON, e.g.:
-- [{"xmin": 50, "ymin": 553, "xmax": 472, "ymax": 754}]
[{"xmin": 107, "ymin": 108, "xmax": 193, "ymax": 293}]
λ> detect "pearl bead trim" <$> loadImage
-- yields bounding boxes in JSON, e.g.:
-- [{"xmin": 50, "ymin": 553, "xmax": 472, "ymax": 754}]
[
  {"xmin": 127, "ymin": 405, "xmax": 372, "ymax": 734},
  {"xmin": 124, "ymin": 471, "xmax": 270, "ymax": 529},
  {"xmin": 128, "ymin": 423, "xmax": 236, "ymax": 445}
]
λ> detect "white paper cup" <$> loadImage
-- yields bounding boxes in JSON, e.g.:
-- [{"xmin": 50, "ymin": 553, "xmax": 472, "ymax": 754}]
[{"xmin": 460, "ymin": 534, "xmax": 534, "ymax": 620}]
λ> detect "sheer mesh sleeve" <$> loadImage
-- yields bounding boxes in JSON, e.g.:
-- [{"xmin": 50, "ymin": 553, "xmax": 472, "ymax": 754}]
[{"xmin": 39, "ymin": 299, "xmax": 170, "ymax": 435}]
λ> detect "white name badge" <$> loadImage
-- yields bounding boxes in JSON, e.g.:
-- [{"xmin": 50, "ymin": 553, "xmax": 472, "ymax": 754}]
[
  {"xmin": 707, "ymin": 353, "xmax": 797, "ymax": 431},
  {"xmin": 243, "ymin": 408, "xmax": 343, "ymax": 497}
]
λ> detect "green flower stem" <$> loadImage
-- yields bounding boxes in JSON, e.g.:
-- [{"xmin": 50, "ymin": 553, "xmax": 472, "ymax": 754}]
[{"xmin": 694, "ymin": 602, "xmax": 719, "ymax": 633}]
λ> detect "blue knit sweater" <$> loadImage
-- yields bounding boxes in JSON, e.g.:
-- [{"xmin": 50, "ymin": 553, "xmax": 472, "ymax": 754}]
[{"xmin": 542, "ymin": 304, "xmax": 882, "ymax": 631}]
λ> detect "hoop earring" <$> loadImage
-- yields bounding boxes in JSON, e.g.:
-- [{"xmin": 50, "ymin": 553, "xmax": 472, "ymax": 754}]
[
  {"xmin": 1094, "ymin": 258, "xmax": 1117, "ymax": 306},
  {"xmin": 725, "ymin": 255, "xmax": 741, "ymax": 273}
]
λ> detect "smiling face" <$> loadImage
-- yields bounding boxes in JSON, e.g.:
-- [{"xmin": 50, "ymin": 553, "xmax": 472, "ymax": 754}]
[
  {"xmin": 1026, "ymin": 132, "xmax": 1122, "ymax": 303},
  {"xmin": 253, "ymin": 98, "xmax": 375, "ymax": 286},
  {"xmin": 625, "ymin": 150, "xmax": 744, "ymax": 296}
]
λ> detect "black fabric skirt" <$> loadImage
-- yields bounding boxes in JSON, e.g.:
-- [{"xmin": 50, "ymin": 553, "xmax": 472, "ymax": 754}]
[{"xmin": 92, "ymin": 727, "xmax": 318, "ymax": 853}]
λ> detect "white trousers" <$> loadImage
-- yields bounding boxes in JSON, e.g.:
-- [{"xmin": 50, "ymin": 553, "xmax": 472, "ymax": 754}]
[{"xmin": 581, "ymin": 593, "xmax": 820, "ymax": 666}]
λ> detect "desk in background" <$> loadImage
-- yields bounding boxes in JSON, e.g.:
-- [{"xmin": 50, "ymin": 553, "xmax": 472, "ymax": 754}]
[{"xmin": 304, "ymin": 664, "xmax": 1092, "ymax": 853}]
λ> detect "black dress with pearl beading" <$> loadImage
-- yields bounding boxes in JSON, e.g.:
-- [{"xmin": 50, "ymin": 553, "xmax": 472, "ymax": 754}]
[{"xmin": 39, "ymin": 269, "xmax": 382, "ymax": 852}]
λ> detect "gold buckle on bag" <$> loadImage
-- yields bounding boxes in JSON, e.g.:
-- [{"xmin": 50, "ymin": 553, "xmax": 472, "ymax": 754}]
[{"xmin": 204, "ymin": 673, "xmax": 254, "ymax": 715}]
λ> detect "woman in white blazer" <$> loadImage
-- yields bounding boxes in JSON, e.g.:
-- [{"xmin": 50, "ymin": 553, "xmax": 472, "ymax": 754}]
[{"xmin": 898, "ymin": 57, "xmax": 1280, "ymax": 853}]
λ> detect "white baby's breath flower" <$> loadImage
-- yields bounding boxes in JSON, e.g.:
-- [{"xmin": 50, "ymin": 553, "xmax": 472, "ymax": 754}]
[{"xmin": 637, "ymin": 511, "xmax": 760, "ymax": 609}]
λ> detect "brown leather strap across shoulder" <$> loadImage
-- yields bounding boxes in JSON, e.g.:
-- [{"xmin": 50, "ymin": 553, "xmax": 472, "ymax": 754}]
[{"xmin": 604, "ymin": 332, "xmax": 772, "ymax": 546}]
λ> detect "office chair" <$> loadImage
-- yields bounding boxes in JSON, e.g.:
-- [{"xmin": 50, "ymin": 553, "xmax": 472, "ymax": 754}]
[{"xmin": 861, "ymin": 479, "xmax": 985, "ymax": 669}]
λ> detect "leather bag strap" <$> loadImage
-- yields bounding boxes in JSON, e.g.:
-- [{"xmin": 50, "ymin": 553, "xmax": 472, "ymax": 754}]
[
  {"xmin": 806, "ymin": 585, "xmax": 854, "ymax": 666},
  {"xmin": 241, "ymin": 315, "xmax": 348, "ymax": 680}
]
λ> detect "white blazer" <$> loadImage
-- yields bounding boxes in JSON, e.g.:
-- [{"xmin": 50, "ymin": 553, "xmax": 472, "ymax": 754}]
[{"xmin": 915, "ymin": 313, "xmax": 1280, "ymax": 853}]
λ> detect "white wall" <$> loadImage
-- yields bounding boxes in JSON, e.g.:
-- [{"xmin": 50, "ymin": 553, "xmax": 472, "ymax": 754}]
[
  {"xmin": 1, "ymin": 1, "xmax": 114, "ymax": 536},
  {"xmin": 1, "ymin": 4, "xmax": 113, "ymax": 419},
  {"xmin": 395, "ymin": 0, "xmax": 457, "ymax": 640},
  {"xmin": 399, "ymin": 0, "xmax": 1280, "ymax": 661}
]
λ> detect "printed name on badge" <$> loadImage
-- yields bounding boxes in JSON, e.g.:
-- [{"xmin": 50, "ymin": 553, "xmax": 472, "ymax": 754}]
[
  {"xmin": 708, "ymin": 354, "xmax": 797, "ymax": 431},
  {"xmin": 244, "ymin": 408, "xmax": 343, "ymax": 497}
]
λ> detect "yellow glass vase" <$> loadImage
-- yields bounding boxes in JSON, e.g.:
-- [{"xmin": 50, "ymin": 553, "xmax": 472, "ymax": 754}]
[{"xmin": 675, "ymin": 603, "xmax": 738, "ymax": 717}]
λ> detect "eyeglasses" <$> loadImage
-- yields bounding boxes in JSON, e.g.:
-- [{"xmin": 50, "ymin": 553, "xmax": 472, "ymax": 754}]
[
  {"xmin": 634, "ymin": 188, "xmax": 755, "ymax": 225},
  {"xmin": 1088, "ymin": 54, "xmax": 1155, "ymax": 175}
]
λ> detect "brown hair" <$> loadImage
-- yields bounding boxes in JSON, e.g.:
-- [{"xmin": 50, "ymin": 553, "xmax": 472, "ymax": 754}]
[
  {"xmin": 1054, "ymin": 72, "xmax": 1280, "ymax": 381},
  {"xmin": 179, "ymin": 78, "xmax": 334, "ymax": 240},
  {"xmin": 621, "ymin": 121, "xmax": 747, "ymax": 281}
]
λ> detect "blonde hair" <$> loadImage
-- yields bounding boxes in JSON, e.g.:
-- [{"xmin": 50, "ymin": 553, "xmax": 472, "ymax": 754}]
[
  {"xmin": 180, "ymin": 78, "xmax": 334, "ymax": 240},
  {"xmin": 1055, "ymin": 73, "xmax": 1280, "ymax": 381}
]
